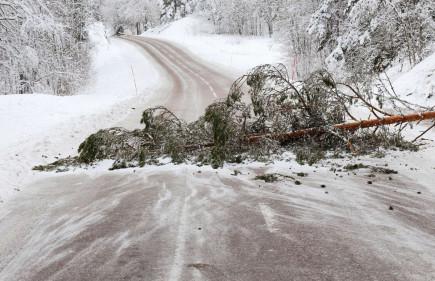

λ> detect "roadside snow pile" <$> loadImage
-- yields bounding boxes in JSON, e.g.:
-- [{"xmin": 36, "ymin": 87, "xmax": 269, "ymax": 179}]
[
  {"xmin": 143, "ymin": 15, "xmax": 282, "ymax": 73},
  {"xmin": 392, "ymin": 51, "xmax": 435, "ymax": 106},
  {"xmin": 89, "ymin": 22, "xmax": 159, "ymax": 98},
  {"xmin": 0, "ymin": 23, "xmax": 158, "ymax": 203},
  {"xmin": 370, "ymin": 45, "xmax": 435, "ymax": 110}
]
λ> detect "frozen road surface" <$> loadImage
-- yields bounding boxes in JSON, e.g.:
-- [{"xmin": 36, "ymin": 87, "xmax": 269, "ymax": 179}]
[
  {"xmin": 0, "ymin": 37, "xmax": 433, "ymax": 280},
  {"xmin": 116, "ymin": 36, "xmax": 236, "ymax": 129}
]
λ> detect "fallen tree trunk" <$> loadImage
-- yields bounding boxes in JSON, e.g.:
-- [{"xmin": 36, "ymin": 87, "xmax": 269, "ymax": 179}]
[
  {"xmin": 245, "ymin": 111, "xmax": 435, "ymax": 143},
  {"xmin": 184, "ymin": 111, "xmax": 435, "ymax": 151}
]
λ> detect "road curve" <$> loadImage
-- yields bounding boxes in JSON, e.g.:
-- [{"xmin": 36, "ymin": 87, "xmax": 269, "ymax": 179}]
[{"xmin": 116, "ymin": 36, "xmax": 237, "ymax": 129}]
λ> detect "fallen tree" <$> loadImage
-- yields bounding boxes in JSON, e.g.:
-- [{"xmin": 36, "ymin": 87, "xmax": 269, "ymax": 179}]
[
  {"xmin": 244, "ymin": 111, "xmax": 435, "ymax": 143},
  {"xmin": 34, "ymin": 64, "xmax": 434, "ymax": 171},
  {"xmin": 181, "ymin": 111, "xmax": 435, "ymax": 154}
]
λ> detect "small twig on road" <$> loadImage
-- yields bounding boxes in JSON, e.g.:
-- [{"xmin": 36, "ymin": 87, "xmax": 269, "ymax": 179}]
[
  {"xmin": 412, "ymin": 123, "xmax": 435, "ymax": 143},
  {"xmin": 131, "ymin": 66, "xmax": 138, "ymax": 95}
]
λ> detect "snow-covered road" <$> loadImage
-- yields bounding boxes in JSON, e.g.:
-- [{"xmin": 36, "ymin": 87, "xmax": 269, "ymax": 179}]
[
  {"xmin": 117, "ymin": 36, "xmax": 237, "ymax": 127},
  {"xmin": 0, "ymin": 162, "xmax": 433, "ymax": 280},
  {"xmin": 0, "ymin": 35, "xmax": 434, "ymax": 280}
]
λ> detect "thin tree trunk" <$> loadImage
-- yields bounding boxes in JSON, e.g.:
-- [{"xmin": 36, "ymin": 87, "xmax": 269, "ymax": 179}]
[
  {"xmin": 184, "ymin": 111, "xmax": 435, "ymax": 151},
  {"xmin": 268, "ymin": 22, "xmax": 273, "ymax": 37},
  {"xmin": 245, "ymin": 111, "xmax": 435, "ymax": 143}
]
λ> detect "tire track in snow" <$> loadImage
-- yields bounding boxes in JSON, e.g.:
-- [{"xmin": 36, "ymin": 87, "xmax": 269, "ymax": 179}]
[
  {"xmin": 169, "ymin": 170, "xmax": 190, "ymax": 281},
  {"xmin": 259, "ymin": 203, "xmax": 278, "ymax": 233},
  {"xmin": 149, "ymin": 42, "xmax": 218, "ymax": 98}
]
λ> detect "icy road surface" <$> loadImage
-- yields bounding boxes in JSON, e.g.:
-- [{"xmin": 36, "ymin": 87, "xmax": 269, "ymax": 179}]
[
  {"xmin": 0, "ymin": 164, "xmax": 434, "ymax": 280},
  {"xmin": 0, "ymin": 36, "xmax": 433, "ymax": 280},
  {"xmin": 117, "ymin": 36, "xmax": 236, "ymax": 128}
]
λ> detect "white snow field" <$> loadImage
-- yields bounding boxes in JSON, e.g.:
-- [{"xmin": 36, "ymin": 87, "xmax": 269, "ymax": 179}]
[
  {"xmin": 391, "ymin": 50, "xmax": 435, "ymax": 107},
  {"xmin": 0, "ymin": 22, "xmax": 159, "ymax": 203}
]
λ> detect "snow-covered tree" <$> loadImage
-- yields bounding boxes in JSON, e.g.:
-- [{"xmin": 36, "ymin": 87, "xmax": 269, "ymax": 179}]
[
  {"xmin": 258, "ymin": 0, "xmax": 280, "ymax": 37},
  {"xmin": 202, "ymin": 0, "xmax": 280, "ymax": 36},
  {"xmin": 274, "ymin": 0, "xmax": 322, "ymax": 78},
  {"xmin": 102, "ymin": 0, "xmax": 160, "ymax": 34},
  {"xmin": 0, "ymin": 0, "xmax": 99, "ymax": 95},
  {"xmin": 160, "ymin": 0, "xmax": 199, "ymax": 22},
  {"xmin": 308, "ymin": 0, "xmax": 435, "ymax": 79}
]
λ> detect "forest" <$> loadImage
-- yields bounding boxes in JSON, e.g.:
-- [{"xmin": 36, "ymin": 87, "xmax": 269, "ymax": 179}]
[{"xmin": 2, "ymin": 0, "xmax": 434, "ymax": 96}]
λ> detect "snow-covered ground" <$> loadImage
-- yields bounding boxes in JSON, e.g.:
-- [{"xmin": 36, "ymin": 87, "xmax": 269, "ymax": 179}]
[
  {"xmin": 0, "ymin": 22, "xmax": 159, "ymax": 203},
  {"xmin": 389, "ymin": 50, "xmax": 435, "ymax": 107},
  {"xmin": 0, "ymin": 16, "xmax": 283, "ymax": 205},
  {"xmin": 143, "ymin": 15, "xmax": 283, "ymax": 74},
  {"xmin": 1, "ymin": 16, "xmax": 434, "ymax": 207}
]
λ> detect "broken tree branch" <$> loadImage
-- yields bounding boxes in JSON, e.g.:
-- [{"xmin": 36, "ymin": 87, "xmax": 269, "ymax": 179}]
[
  {"xmin": 412, "ymin": 122, "xmax": 435, "ymax": 143},
  {"xmin": 337, "ymin": 82, "xmax": 393, "ymax": 117}
]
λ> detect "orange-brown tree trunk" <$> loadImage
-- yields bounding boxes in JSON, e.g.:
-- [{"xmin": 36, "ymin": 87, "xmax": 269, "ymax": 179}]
[
  {"xmin": 245, "ymin": 111, "xmax": 435, "ymax": 143},
  {"xmin": 184, "ymin": 111, "xmax": 435, "ymax": 151}
]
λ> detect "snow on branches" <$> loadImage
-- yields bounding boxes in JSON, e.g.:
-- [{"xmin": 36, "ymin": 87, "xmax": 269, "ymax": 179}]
[
  {"xmin": 0, "ymin": 0, "xmax": 100, "ymax": 95},
  {"xmin": 35, "ymin": 64, "xmax": 430, "ymax": 171},
  {"xmin": 307, "ymin": 0, "xmax": 435, "ymax": 78}
]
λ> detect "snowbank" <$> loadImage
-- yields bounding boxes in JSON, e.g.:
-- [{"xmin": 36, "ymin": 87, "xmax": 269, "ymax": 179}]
[
  {"xmin": 351, "ymin": 50, "xmax": 435, "ymax": 120},
  {"xmin": 391, "ymin": 51, "xmax": 435, "ymax": 106},
  {"xmin": 143, "ymin": 16, "xmax": 283, "ymax": 74},
  {"xmin": 89, "ymin": 23, "xmax": 158, "ymax": 98},
  {"xmin": 0, "ymin": 22, "xmax": 159, "ymax": 203}
]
